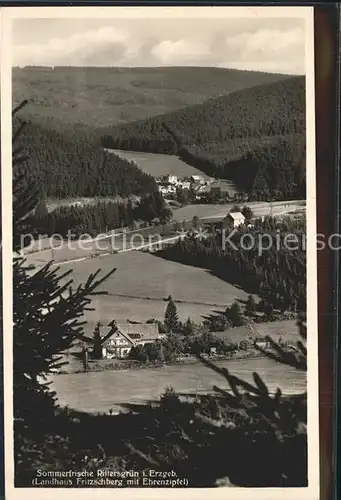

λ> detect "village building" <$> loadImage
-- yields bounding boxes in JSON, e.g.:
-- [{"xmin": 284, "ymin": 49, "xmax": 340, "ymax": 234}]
[
  {"xmin": 178, "ymin": 181, "xmax": 191, "ymax": 190},
  {"xmin": 99, "ymin": 323, "xmax": 165, "ymax": 359},
  {"xmin": 190, "ymin": 175, "xmax": 205, "ymax": 185},
  {"xmin": 221, "ymin": 211, "xmax": 245, "ymax": 230},
  {"xmin": 159, "ymin": 185, "xmax": 176, "ymax": 195},
  {"xmin": 166, "ymin": 174, "xmax": 178, "ymax": 185}
]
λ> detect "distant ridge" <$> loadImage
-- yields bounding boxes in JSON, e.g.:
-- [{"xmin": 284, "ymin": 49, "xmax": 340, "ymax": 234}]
[
  {"xmin": 101, "ymin": 76, "xmax": 306, "ymax": 201},
  {"xmin": 13, "ymin": 66, "xmax": 291, "ymax": 127}
]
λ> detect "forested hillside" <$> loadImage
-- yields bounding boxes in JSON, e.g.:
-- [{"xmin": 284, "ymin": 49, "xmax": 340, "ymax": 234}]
[
  {"xmin": 181, "ymin": 134, "xmax": 306, "ymax": 199},
  {"xmin": 156, "ymin": 215, "xmax": 306, "ymax": 313},
  {"xmin": 102, "ymin": 76, "xmax": 306, "ymax": 200},
  {"xmin": 14, "ymin": 118, "xmax": 157, "ymax": 199},
  {"xmin": 13, "ymin": 66, "xmax": 289, "ymax": 127},
  {"xmin": 30, "ymin": 191, "xmax": 172, "ymax": 237}
]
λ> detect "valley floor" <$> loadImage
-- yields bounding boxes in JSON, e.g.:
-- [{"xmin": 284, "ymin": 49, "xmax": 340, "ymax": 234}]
[{"xmin": 49, "ymin": 354, "xmax": 306, "ymax": 415}]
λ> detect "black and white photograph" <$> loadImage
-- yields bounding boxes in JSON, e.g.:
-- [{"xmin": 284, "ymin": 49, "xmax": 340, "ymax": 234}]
[{"xmin": 1, "ymin": 5, "xmax": 319, "ymax": 499}]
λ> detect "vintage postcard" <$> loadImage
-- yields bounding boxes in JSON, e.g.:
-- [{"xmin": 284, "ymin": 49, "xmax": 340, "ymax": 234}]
[{"xmin": 1, "ymin": 5, "xmax": 319, "ymax": 500}]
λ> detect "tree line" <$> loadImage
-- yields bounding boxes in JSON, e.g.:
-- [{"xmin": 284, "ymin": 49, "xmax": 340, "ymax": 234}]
[
  {"xmin": 156, "ymin": 216, "xmax": 306, "ymax": 313},
  {"xmin": 29, "ymin": 191, "xmax": 172, "ymax": 237},
  {"xmin": 101, "ymin": 76, "xmax": 305, "ymax": 150},
  {"xmin": 179, "ymin": 133, "xmax": 306, "ymax": 200},
  {"xmin": 101, "ymin": 77, "xmax": 306, "ymax": 201},
  {"xmin": 14, "ymin": 117, "xmax": 157, "ymax": 199}
]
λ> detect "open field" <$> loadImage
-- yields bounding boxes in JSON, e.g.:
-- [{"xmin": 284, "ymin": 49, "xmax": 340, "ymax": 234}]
[
  {"xmin": 108, "ymin": 149, "xmax": 212, "ymax": 179},
  {"xmin": 51, "ymin": 250, "xmax": 250, "ymax": 333},
  {"xmin": 49, "ymin": 356, "xmax": 306, "ymax": 414},
  {"xmin": 22, "ymin": 200, "xmax": 305, "ymax": 335},
  {"xmin": 22, "ymin": 200, "xmax": 305, "ymax": 266},
  {"xmin": 108, "ymin": 149, "xmax": 239, "ymax": 196},
  {"xmin": 173, "ymin": 200, "xmax": 305, "ymax": 222}
]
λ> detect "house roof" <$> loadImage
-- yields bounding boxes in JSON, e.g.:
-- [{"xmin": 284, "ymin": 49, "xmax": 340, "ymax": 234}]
[
  {"xmin": 99, "ymin": 326, "xmax": 113, "ymax": 337},
  {"xmin": 191, "ymin": 175, "xmax": 204, "ymax": 180},
  {"xmin": 101, "ymin": 323, "xmax": 160, "ymax": 347},
  {"xmin": 119, "ymin": 323, "xmax": 159, "ymax": 341},
  {"xmin": 228, "ymin": 212, "xmax": 245, "ymax": 220}
]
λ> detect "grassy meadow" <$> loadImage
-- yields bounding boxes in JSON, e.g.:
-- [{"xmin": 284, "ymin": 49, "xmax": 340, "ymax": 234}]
[
  {"xmin": 55, "ymin": 250, "xmax": 251, "ymax": 334},
  {"xmin": 50, "ymin": 355, "xmax": 305, "ymax": 414},
  {"xmin": 109, "ymin": 149, "xmax": 211, "ymax": 179}
]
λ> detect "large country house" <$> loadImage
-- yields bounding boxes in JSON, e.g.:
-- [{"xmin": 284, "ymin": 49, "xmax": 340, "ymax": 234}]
[{"xmin": 98, "ymin": 323, "xmax": 165, "ymax": 359}]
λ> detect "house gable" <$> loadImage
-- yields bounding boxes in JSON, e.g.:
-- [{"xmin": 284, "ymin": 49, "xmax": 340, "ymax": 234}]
[
  {"xmin": 101, "ymin": 330, "xmax": 133, "ymax": 348},
  {"xmin": 228, "ymin": 212, "xmax": 245, "ymax": 221},
  {"xmin": 101, "ymin": 323, "xmax": 161, "ymax": 348}
]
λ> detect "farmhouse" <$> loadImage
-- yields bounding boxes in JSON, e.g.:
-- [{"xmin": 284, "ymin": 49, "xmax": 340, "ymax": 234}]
[
  {"xmin": 221, "ymin": 211, "xmax": 245, "ymax": 229},
  {"xmin": 100, "ymin": 323, "xmax": 164, "ymax": 359}
]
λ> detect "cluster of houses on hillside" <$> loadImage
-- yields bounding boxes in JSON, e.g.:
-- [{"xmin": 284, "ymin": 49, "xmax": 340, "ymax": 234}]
[{"xmin": 156, "ymin": 174, "xmax": 212, "ymax": 196}]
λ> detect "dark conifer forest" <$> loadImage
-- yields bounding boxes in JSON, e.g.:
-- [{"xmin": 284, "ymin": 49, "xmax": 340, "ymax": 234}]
[
  {"xmin": 101, "ymin": 76, "xmax": 306, "ymax": 200},
  {"xmin": 13, "ymin": 117, "xmax": 158, "ymax": 199},
  {"xmin": 29, "ymin": 192, "xmax": 172, "ymax": 237},
  {"xmin": 156, "ymin": 216, "xmax": 306, "ymax": 314}
]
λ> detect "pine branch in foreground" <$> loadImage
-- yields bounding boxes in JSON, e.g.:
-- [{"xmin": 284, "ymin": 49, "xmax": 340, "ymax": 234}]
[
  {"xmin": 12, "ymin": 100, "xmax": 117, "ymax": 429},
  {"xmin": 127, "ymin": 317, "xmax": 307, "ymax": 487}
]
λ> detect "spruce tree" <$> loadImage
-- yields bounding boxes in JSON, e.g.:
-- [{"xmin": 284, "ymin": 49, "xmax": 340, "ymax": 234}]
[
  {"xmin": 191, "ymin": 215, "xmax": 200, "ymax": 230},
  {"xmin": 245, "ymin": 294, "xmax": 257, "ymax": 316},
  {"xmin": 12, "ymin": 102, "xmax": 116, "ymax": 435},
  {"xmin": 241, "ymin": 205, "xmax": 254, "ymax": 221},
  {"xmin": 195, "ymin": 314, "xmax": 307, "ymax": 486},
  {"xmin": 183, "ymin": 317, "xmax": 194, "ymax": 336},
  {"xmin": 92, "ymin": 321, "xmax": 103, "ymax": 359},
  {"xmin": 164, "ymin": 297, "xmax": 179, "ymax": 333},
  {"xmin": 226, "ymin": 301, "xmax": 245, "ymax": 327}
]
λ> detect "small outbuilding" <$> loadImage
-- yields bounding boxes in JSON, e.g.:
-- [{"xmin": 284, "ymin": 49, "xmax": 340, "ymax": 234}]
[{"xmin": 221, "ymin": 211, "xmax": 245, "ymax": 230}]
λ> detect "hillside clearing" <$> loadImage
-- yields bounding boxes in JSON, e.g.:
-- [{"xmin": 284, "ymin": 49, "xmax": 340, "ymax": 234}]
[
  {"xmin": 54, "ymin": 251, "xmax": 251, "ymax": 334},
  {"xmin": 108, "ymin": 149, "xmax": 211, "ymax": 179}
]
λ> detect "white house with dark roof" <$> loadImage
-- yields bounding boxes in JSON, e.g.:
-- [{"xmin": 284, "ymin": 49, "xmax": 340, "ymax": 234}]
[
  {"xmin": 222, "ymin": 211, "xmax": 245, "ymax": 229},
  {"xmin": 99, "ymin": 323, "xmax": 164, "ymax": 359},
  {"xmin": 167, "ymin": 174, "xmax": 178, "ymax": 185}
]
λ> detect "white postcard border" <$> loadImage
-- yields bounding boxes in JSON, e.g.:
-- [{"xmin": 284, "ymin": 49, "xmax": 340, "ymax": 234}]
[{"xmin": 1, "ymin": 6, "xmax": 319, "ymax": 500}]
